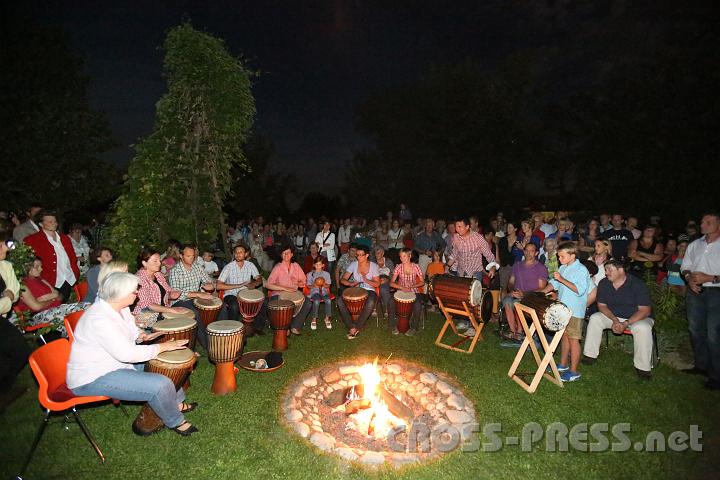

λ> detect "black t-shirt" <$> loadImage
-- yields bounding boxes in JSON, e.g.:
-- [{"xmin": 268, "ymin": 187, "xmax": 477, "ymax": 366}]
[
  {"xmin": 601, "ymin": 228, "xmax": 633, "ymax": 260},
  {"xmin": 597, "ymin": 274, "xmax": 652, "ymax": 319}
]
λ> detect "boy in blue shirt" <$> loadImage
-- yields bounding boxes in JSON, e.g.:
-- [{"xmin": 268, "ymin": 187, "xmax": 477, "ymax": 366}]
[{"xmin": 543, "ymin": 241, "xmax": 591, "ymax": 382}]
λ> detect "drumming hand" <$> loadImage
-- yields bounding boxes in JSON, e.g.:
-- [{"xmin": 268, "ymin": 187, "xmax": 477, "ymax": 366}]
[
  {"xmin": 160, "ymin": 339, "xmax": 188, "ymax": 352},
  {"xmin": 169, "ymin": 307, "xmax": 192, "ymax": 315},
  {"xmin": 511, "ymin": 289, "xmax": 523, "ymax": 299},
  {"xmin": 138, "ymin": 331, "xmax": 163, "ymax": 342},
  {"xmin": 196, "ymin": 292, "xmax": 213, "ymax": 300},
  {"xmin": 553, "ymin": 272, "xmax": 563, "ymax": 282},
  {"xmin": 201, "ymin": 282, "xmax": 214, "ymax": 292}
]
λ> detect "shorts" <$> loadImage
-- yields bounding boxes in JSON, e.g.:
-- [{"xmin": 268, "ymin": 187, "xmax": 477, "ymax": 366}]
[{"xmin": 564, "ymin": 316, "xmax": 583, "ymax": 340}]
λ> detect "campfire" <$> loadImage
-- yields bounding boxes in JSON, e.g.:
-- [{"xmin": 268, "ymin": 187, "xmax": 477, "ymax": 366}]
[{"xmin": 283, "ymin": 358, "xmax": 478, "ymax": 468}]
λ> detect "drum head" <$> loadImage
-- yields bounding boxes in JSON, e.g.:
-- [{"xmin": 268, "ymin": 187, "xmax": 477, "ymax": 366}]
[
  {"xmin": 155, "ymin": 347, "xmax": 194, "ymax": 364},
  {"xmin": 394, "ymin": 291, "xmax": 416, "ymax": 302},
  {"xmin": 207, "ymin": 320, "xmax": 244, "ymax": 334},
  {"xmin": 238, "ymin": 289, "xmax": 265, "ymax": 302},
  {"xmin": 278, "ymin": 291, "xmax": 304, "ymax": 304},
  {"xmin": 544, "ymin": 303, "xmax": 572, "ymax": 331},
  {"xmin": 479, "ymin": 290, "xmax": 493, "ymax": 323},
  {"xmin": 163, "ymin": 309, "xmax": 194, "ymax": 319},
  {"xmin": 343, "ymin": 287, "xmax": 369, "ymax": 301},
  {"xmin": 268, "ymin": 299, "xmax": 294, "ymax": 310},
  {"xmin": 470, "ymin": 280, "xmax": 483, "ymax": 306},
  {"xmin": 194, "ymin": 297, "xmax": 222, "ymax": 308},
  {"xmin": 154, "ymin": 317, "xmax": 196, "ymax": 332}
]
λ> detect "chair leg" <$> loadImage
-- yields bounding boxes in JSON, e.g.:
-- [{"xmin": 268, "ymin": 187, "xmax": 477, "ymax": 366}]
[
  {"xmin": 652, "ymin": 327, "xmax": 659, "ymax": 367},
  {"xmin": 72, "ymin": 408, "xmax": 105, "ymax": 463},
  {"xmin": 113, "ymin": 399, "xmax": 129, "ymax": 417},
  {"xmin": 18, "ymin": 409, "xmax": 51, "ymax": 478}
]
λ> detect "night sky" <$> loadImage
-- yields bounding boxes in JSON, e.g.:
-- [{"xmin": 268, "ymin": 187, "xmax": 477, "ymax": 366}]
[{"xmin": 26, "ymin": 1, "xmax": 532, "ymax": 193}]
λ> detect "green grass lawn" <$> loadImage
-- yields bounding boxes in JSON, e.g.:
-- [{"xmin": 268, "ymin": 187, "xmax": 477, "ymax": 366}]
[{"xmin": 1, "ymin": 312, "xmax": 718, "ymax": 480}]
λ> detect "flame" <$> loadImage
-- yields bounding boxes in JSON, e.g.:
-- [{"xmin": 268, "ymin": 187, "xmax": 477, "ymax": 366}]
[{"xmin": 347, "ymin": 359, "xmax": 406, "ymax": 439}]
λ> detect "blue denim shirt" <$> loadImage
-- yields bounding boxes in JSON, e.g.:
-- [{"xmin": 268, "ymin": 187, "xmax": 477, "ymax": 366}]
[{"xmin": 549, "ymin": 259, "xmax": 591, "ymax": 318}]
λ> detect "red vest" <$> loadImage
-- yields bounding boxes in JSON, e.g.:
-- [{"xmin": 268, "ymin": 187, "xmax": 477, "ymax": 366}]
[{"xmin": 24, "ymin": 231, "xmax": 80, "ymax": 286}]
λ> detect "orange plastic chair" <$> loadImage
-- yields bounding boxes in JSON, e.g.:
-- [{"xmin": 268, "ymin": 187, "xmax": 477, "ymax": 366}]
[
  {"xmin": 18, "ymin": 339, "xmax": 108, "ymax": 478},
  {"xmin": 13, "ymin": 305, "xmax": 52, "ymax": 344},
  {"xmin": 73, "ymin": 281, "xmax": 89, "ymax": 302},
  {"xmin": 604, "ymin": 326, "xmax": 660, "ymax": 368},
  {"xmin": 63, "ymin": 310, "xmax": 85, "ymax": 344}
]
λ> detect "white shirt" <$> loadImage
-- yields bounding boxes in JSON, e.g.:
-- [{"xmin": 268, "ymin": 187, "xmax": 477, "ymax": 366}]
[
  {"xmin": 681, "ymin": 235, "xmax": 720, "ymax": 287},
  {"xmin": 45, "ymin": 231, "xmax": 76, "ymax": 287},
  {"xmin": 315, "ymin": 231, "xmax": 336, "ymax": 262},
  {"xmin": 345, "ymin": 261, "xmax": 380, "ymax": 291},
  {"xmin": 66, "ymin": 300, "xmax": 160, "ymax": 389},
  {"xmin": 203, "ymin": 260, "xmax": 219, "ymax": 275},
  {"xmin": 338, "ymin": 225, "xmax": 352, "ymax": 244},
  {"xmin": 71, "ymin": 235, "xmax": 90, "ymax": 261},
  {"xmin": 218, "ymin": 260, "xmax": 260, "ymax": 297},
  {"xmin": 388, "ymin": 228, "xmax": 403, "ymax": 249}
]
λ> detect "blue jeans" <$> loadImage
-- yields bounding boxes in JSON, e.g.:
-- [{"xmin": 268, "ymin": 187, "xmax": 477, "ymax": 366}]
[
  {"xmin": 309, "ymin": 293, "xmax": 332, "ymax": 319},
  {"xmin": 72, "ymin": 364, "xmax": 185, "ymax": 428},
  {"xmin": 686, "ymin": 287, "xmax": 720, "ymax": 381},
  {"xmin": 337, "ymin": 290, "xmax": 377, "ymax": 330}
]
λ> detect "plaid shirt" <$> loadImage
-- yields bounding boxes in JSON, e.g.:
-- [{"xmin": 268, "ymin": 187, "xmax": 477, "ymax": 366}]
[
  {"xmin": 168, "ymin": 261, "xmax": 212, "ymax": 302},
  {"xmin": 134, "ymin": 269, "xmax": 172, "ymax": 315},
  {"xmin": 449, "ymin": 231, "xmax": 496, "ymax": 277},
  {"xmin": 392, "ymin": 263, "xmax": 423, "ymax": 293}
]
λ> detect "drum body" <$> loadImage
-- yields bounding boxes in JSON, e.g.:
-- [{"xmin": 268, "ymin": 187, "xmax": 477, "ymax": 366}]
[
  {"xmin": 342, "ymin": 287, "xmax": 369, "ymax": 322},
  {"xmin": 132, "ymin": 348, "xmax": 196, "ymax": 435},
  {"xmin": 277, "ymin": 290, "xmax": 305, "ymax": 316},
  {"xmin": 238, "ymin": 289, "xmax": 265, "ymax": 336},
  {"xmin": 431, "ymin": 275, "xmax": 483, "ymax": 310},
  {"xmin": 152, "ymin": 316, "xmax": 197, "ymax": 351},
  {"xmin": 268, "ymin": 299, "xmax": 294, "ymax": 351},
  {"xmin": 519, "ymin": 293, "xmax": 572, "ymax": 331},
  {"xmin": 206, "ymin": 320, "xmax": 245, "ymax": 395},
  {"xmin": 194, "ymin": 297, "xmax": 223, "ymax": 328},
  {"xmin": 393, "ymin": 291, "xmax": 416, "ymax": 333},
  {"xmin": 470, "ymin": 290, "xmax": 494, "ymax": 324}
]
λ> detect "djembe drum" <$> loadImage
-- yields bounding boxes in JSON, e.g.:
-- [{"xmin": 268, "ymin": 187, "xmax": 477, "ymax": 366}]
[
  {"xmin": 152, "ymin": 316, "xmax": 197, "ymax": 351},
  {"xmin": 278, "ymin": 290, "xmax": 305, "ymax": 316},
  {"xmin": 238, "ymin": 289, "xmax": 265, "ymax": 336},
  {"xmin": 342, "ymin": 287, "xmax": 369, "ymax": 322},
  {"xmin": 194, "ymin": 296, "xmax": 223, "ymax": 328},
  {"xmin": 393, "ymin": 291, "xmax": 416, "ymax": 333},
  {"xmin": 430, "ymin": 274, "xmax": 483, "ymax": 310},
  {"xmin": 132, "ymin": 348, "xmax": 196, "ymax": 436},
  {"xmin": 206, "ymin": 320, "xmax": 245, "ymax": 395},
  {"xmin": 519, "ymin": 293, "xmax": 572, "ymax": 332},
  {"xmin": 268, "ymin": 299, "xmax": 294, "ymax": 351}
]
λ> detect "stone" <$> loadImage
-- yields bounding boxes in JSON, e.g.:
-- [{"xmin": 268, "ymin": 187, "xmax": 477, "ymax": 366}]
[
  {"xmin": 386, "ymin": 363, "xmax": 402, "ymax": 375},
  {"xmin": 287, "ymin": 409, "xmax": 303, "ymax": 422},
  {"xmin": 303, "ymin": 376, "xmax": 318, "ymax": 387},
  {"xmin": 305, "ymin": 398, "xmax": 316, "ymax": 406},
  {"xmin": 421, "ymin": 386, "xmax": 431, "ymax": 395},
  {"xmin": 325, "ymin": 386, "xmax": 333, "ymax": 395},
  {"xmin": 336, "ymin": 447, "xmax": 359, "ymax": 462},
  {"xmin": 339, "ymin": 365, "xmax": 358, "ymax": 375},
  {"xmin": 419, "ymin": 372, "xmax": 437, "ymax": 385},
  {"xmin": 435, "ymin": 380, "xmax": 453, "ymax": 396},
  {"xmin": 447, "ymin": 394, "xmax": 464, "ymax": 410},
  {"xmin": 359, "ymin": 451, "xmax": 385, "ymax": 465},
  {"xmin": 411, "ymin": 379, "xmax": 420, "ymax": 386},
  {"xmin": 321, "ymin": 368, "xmax": 341, "ymax": 384},
  {"xmin": 310, "ymin": 432, "xmax": 335, "ymax": 451},
  {"xmin": 446, "ymin": 409, "xmax": 472, "ymax": 424},
  {"xmin": 310, "ymin": 413, "xmax": 320, "ymax": 421},
  {"xmin": 311, "ymin": 425, "xmax": 323, "ymax": 433},
  {"xmin": 436, "ymin": 402, "xmax": 446, "ymax": 411},
  {"xmin": 338, "ymin": 380, "xmax": 348, "ymax": 388},
  {"xmin": 292, "ymin": 421, "xmax": 310, "ymax": 438},
  {"xmin": 294, "ymin": 386, "xmax": 305, "ymax": 397},
  {"xmin": 404, "ymin": 368, "xmax": 419, "ymax": 380},
  {"xmin": 390, "ymin": 453, "xmax": 420, "ymax": 466}
]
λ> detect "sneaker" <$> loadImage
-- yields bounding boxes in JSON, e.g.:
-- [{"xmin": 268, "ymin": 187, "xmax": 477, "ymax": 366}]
[
  {"xmin": 581, "ymin": 355, "xmax": 597, "ymax": 366},
  {"xmin": 556, "ymin": 364, "xmax": 570, "ymax": 373},
  {"xmin": 405, "ymin": 328, "xmax": 416, "ymax": 337},
  {"xmin": 392, "ymin": 328, "xmax": 400, "ymax": 335},
  {"xmin": 456, "ymin": 320, "xmax": 470, "ymax": 330},
  {"xmin": 310, "ymin": 318, "xmax": 317, "ymax": 330},
  {"xmin": 635, "ymin": 368, "xmax": 652, "ymax": 380},
  {"xmin": 463, "ymin": 327, "xmax": 476, "ymax": 337},
  {"xmin": 324, "ymin": 317, "xmax": 332, "ymax": 329},
  {"xmin": 560, "ymin": 371, "xmax": 582, "ymax": 382}
]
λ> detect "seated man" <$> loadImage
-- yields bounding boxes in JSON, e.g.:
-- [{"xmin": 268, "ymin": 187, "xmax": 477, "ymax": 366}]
[
  {"xmin": 266, "ymin": 244, "xmax": 312, "ymax": 335},
  {"xmin": 502, "ymin": 243, "xmax": 548, "ymax": 341},
  {"xmin": 582, "ymin": 259, "xmax": 655, "ymax": 379},
  {"xmin": 334, "ymin": 244, "xmax": 357, "ymax": 295},
  {"xmin": 216, "ymin": 243, "xmax": 265, "ymax": 333},
  {"xmin": 337, "ymin": 244, "xmax": 380, "ymax": 339},
  {"xmin": 168, "ymin": 244, "xmax": 219, "ymax": 350}
]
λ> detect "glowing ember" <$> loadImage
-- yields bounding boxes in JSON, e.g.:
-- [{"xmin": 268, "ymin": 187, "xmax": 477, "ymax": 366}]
[{"xmin": 345, "ymin": 359, "xmax": 407, "ymax": 439}]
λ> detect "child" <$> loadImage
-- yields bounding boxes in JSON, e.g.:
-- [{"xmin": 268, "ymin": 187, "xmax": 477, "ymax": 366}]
[
  {"xmin": 307, "ymin": 256, "xmax": 332, "ymax": 330},
  {"xmin": 426, "ymin": 249, "xmax": 446, "ymax": 280},
  {"xmin": 542, "ymin": 241, "xmax": 591, "ymax": 382},
  {"xmin": 202, "ymin": 250, "xmax": 219, "ymax": 277}
]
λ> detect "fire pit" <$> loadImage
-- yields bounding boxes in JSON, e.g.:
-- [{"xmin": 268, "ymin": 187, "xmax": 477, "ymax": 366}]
[{"xmin": 282, "ymin": 358, "xmax": 477, "ymax": 468}]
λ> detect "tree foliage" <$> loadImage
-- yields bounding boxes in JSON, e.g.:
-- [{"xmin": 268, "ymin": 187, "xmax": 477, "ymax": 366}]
[
  {"xmin": 108, "ymin": 23, "xmax": 255, "ymax": 261},
  {"xmin": 0, "ymin": 19, "xmax": 117, "ymax": 216}
]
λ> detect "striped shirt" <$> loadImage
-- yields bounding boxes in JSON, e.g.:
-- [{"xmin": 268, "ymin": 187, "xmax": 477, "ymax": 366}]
[
  {"xmin": 449, "ymin": 231, "xmax": 496, "ymax": 277},
  {"xmin": 392, "ymin": 263, "xmax": 424, "ymax": 293}
]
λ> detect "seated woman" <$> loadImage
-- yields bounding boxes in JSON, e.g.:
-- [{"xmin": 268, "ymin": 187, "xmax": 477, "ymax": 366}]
[
  {"xmin": 389, "ymin": 248, "xmax": 425, "ymax": 337},
  {"xmin": 15, "ymin": 257, "xmax": 89, "ymax": 334},
  {"xmin": 160, "ymin": 240, "xmax": 181, "ymax": 276},
  {"xmin": 83, "ymin": 246, "xmax": 114, "ymax": 302},
  {"xmin": 66, "ymin": 272, "xmax": 198, "ymax": 436},
  {"xmin": 133, "ymin": 248, "xmax": 189, "ymax": 327}
]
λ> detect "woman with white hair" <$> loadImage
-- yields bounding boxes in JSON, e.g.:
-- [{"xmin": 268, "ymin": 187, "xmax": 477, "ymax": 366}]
[{"xmin": 66, "ymin": 272, "xmax": 199, "ymax": 436}]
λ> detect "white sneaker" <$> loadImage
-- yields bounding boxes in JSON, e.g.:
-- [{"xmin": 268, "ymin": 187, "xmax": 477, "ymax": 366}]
[
  {"xmin": 463, "ymin": 327, "xmax": 476, "ymax": 337},
  {"xmin": 456, "ymin": 320, "xmax": 469, "ymax": 330}
]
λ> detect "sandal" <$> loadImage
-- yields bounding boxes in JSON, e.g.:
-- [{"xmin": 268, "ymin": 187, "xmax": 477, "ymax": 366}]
[
  {"xmin": 179, "ymin": 402, "xmax": 198, "ymax": 413},
  {"xmin": 171, "ymin": 421, "xmax": 199, "ymax": 437},
  {"xmin": 290, "ymin": 328, "xmax": 302, "ymax": 336},
  {"xmin": 311, "ymin": 318, "xmax": 317, "ymax": 330},
  {"xmin": 324, "ymin": 317, "xmax": 332, "ymax": 329}
]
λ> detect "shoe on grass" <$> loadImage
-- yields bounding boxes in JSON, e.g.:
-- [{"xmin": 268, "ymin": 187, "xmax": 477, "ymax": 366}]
[
  {"xmin": 405, "ymin": 328, "xmax": 416, "ymax": 337},
  {"xmin": 456, "ymin": 320, "xmax": 469, "ymax": 330},
  {"xmin": 463, "ymin": 327, "xmax": 476, "ymax": 337},
  {"xmin": 392, "ymin": 328, "xmax": 399, "ymax": 335},
  {"xmin": 581, "ymin": 355, "xmax": 597, "ymax": 365},
  {"xmin": 635, "ymin": 368, "xmax": 652, "ymax": 380},
  {"xmin": 310, "ymin": 318, "xmax": 317, "ymax": 330},
  {"xmin": 324, "ymin": 317, "xmax": 332, "ymax": 329},
  {"xmin": 560, "ymin": 371, "xmax": 582, "ymax": 382},
  {"xmin": 556, "ymin": 364, "xmax": 569, "ymax": 373}
]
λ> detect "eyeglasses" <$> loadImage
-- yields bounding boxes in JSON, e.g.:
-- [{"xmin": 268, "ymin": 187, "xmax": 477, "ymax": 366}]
[{"xmin": 4, "ymin": 240, "xmax": 16, "ymax": 250}]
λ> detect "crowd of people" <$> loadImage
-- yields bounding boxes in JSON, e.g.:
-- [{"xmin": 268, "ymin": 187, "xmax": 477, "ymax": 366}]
[{"xmin": 1, "ymin": 205, "xmax": 718, "ymax": 428}]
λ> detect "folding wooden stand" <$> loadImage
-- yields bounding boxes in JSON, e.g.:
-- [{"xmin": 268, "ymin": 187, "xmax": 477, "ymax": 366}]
[
  {"xmin": 434, "ymin": 298, "xmax": 484, "ymax": 354},
  {"xmin": 507, "ymin": 303, "xmax": 564, "ymax": 393}
]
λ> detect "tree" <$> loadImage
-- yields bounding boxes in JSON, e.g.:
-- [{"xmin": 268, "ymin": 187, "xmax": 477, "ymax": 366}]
[
  {"xmin": 0, "ymin": 18, "xmax": 117, "ymax": 216},
  {"xmin": 108, "ymin": 23, "xmax": 255, "ymax": 262}
]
